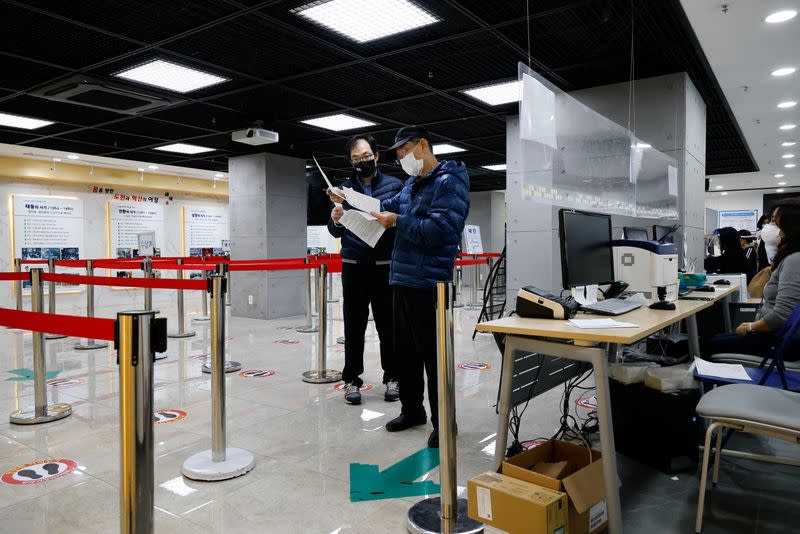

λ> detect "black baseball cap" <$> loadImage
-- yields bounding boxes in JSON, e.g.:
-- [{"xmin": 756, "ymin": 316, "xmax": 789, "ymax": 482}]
[{"xmin": 387, "ymin": 125, "xmax": 429, "ymax": 151}]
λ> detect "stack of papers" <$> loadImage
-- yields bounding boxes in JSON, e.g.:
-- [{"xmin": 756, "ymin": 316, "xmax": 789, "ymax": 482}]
[
  {"xmin": 314, "ymin": 156, "xmax": 386, "ymax": 248},
  {"xmin": 568, "ymin": 319, "xmax": 639, "ymax": 329},
  {"xmin": 693, "ymin": 359, "xmax": 751, "ymax": 381}
]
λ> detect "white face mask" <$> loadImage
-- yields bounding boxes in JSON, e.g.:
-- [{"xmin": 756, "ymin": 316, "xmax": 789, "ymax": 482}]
[
  {"xmin": 399, "ymin": 151, "xmax": 424, "ymax": 177},
  {"xmin": 761, "ymin": 222, "xmax": 781, "ymax": 246}
]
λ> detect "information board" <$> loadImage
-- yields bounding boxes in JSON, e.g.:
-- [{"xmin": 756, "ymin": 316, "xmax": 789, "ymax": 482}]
[
  {"xmin": 108, "ymin": 201, "xmax": 165, "ymax": 259},
  {"xmin": 183, "ymin": 206, "xmax": 229, "ymax": 257},
  {"xmin": 463, "ymin": 225, "xmax": 484, "ymax": 255},
  {"xmin": 718, "ymin": 209, "xmax": 758, "ymax": 232},
  {"xmin": 307, "ymin": 225, "xmax": 338, "ymax": 254}
]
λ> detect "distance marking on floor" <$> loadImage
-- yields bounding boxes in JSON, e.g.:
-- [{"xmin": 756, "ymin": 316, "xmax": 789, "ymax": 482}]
[
  {"xmin": 350, "ymin": 448, "xmax": 440, "ymax": 502},
  {"xmin": 457, "ymin": 362, "xmax": 491, "ymax": 371},
  {"xmin": 239, "ymin": 369, "xmax": 276, "ymax": 378},
  {"xmin": 334, "ymin": 382, "xmax": 373, "ymax": 392},
  {"xmin": 153, "ymin": 409, "xmax": 188, "ymax": 424},
  {"xmin": 2, "ymin": 459, "xmax": 78, "ymax": 485}
]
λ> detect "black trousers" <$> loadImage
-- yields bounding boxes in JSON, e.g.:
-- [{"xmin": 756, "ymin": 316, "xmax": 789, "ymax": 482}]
[
  {"xmin": 394, "ymin": 285, "xmax": 438, "ymax": 426},
  {"xmin": 341, "ymin": 261, "xmax": 396, "ymax": 386},
  {"xmin": 701, "ymin": 332, "xmax": 799, "ymax": 361}
]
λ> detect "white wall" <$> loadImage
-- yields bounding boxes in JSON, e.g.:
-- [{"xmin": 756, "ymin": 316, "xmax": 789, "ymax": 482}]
[
  {"xmin": 704, "ymin": 190, "xmax": 764, "ymax": 213},
  {"xmin": 0, "ymin": 177, "xmax": 227, "ymax": 317}
]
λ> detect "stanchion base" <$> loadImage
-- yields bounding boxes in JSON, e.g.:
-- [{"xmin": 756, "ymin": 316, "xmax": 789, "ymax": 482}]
[
  {"xmin": 301, "ymin": 369, "xmax": 342, "ymax": 384},
  {"xmin": 201, "ymin": 361, "xmax": 242, "ymax": 374},
  {"xmin": 74, "ymin": 341, "xmax": 109, "ymax": 350},
  {"xmin": 10, "ymin": 403, "xmax": 72, "ymax": 425},
  {"xmin": 337, "ymin": 336, "xmax": 345, "ymax": 345},
  {"xmin": 168, "ymin": 330, "xmax": 197, "ymax": 338},
  {"xmin": 407, "ymin": 498, "xmax": 483, "ymax": 534},
  {"xmin": 296, "ymin": 325, "xmax": 318, "ymax": 333},
  {"xmin": 45, "ymin": 333, "xmax": 67, "ymax": 340},
  {"xmin": 453, "ymin": 302, "xmax": 464, "ymax": 309},
  {"xmin": 155, "ymin": 353, "xmax": 168, "ymax": 361},
  {"xmin": 192, "ymin": 316, "xmax": 211, "ymax": 323},
  {"xmin": 182, "ymin": 447, "xmax": 255, "ymax": 481}
]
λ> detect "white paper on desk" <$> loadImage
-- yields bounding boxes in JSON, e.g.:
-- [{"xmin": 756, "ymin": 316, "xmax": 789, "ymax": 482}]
[
  {"xmin": 340, "ymin": 209, "xmax": 384, "ymax": 248},
  {"xmin": 693, "ymin": 358, "xmax": 751, "ymax": 381},
  {"xmin": 573, "ymin": 284, "xmax": 599, "ymax": 306},
  {"xmin": 343, "ymin": 187, "xmax": 381, "ymax": 214},
  {"xmin": 568, "ymin": 319, "xmax": 639, "ymax": 329}
]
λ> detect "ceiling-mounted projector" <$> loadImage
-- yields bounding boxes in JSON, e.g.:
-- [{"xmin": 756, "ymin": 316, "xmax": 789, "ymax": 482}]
[{"xmin": 232, "ymin": 128, "xmax": 279, "ymax": 146}]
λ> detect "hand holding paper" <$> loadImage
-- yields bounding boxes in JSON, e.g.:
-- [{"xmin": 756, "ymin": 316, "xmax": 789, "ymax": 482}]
[{"xmin": 340, "ymin": 210, "xmax": 384, "ymax": 247}]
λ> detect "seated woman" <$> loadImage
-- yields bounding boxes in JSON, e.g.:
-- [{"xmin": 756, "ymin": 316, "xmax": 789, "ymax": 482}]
[
  {"xmin": 702, "ymin": 200, "xmax": 800, "ymax": 361},
  {"xmin": 704, "ymin": 226, "xmax": 755, "ymax": 283}
]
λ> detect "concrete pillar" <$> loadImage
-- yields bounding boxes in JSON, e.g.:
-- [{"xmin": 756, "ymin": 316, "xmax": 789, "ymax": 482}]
[{"xmin": 229, "ymin": 153, "xmax": 307, "ymax": 320}]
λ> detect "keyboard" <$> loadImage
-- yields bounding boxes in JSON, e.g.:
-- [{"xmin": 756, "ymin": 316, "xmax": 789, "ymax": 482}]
[{"xmin": 581, "ymin": 298, "xmax": 642, "ymax": 316}]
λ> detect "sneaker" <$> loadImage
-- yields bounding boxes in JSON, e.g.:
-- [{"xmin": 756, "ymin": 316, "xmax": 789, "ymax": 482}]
[
  {"xmin": 343, "ymin": 383, "xmax": 361, "ymax": 405},
  {"xmin": 384, "ymin": 380, "xmax": 399, "ymax": 402},
  {"xmin": 427, "ymin": 428, "xmax": 439, "ymax": 448},
  {"xmin": 385, "ymin": 412, "xmax": 426, "ymax": 432}
]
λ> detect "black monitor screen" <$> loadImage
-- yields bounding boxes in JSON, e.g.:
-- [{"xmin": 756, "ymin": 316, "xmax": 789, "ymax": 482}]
[
  {"xmin": 559, "ymin": 209, "xmax": 615, "ymax": 289},
  {"xmin": 623, "ymin": 227, "xmax": 649, "ymax": 240},
  {"xmin": 653, "ymin": 225, "xmax": 675, "ymax": 243}
]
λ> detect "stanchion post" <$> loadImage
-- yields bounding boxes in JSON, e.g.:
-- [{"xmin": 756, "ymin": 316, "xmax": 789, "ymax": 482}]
[
  {"xmin": 326, "ymin": 270, "xmax": 337, "ymax": 303},
  {"xmin": 183, "ymin": 272, "xmax": 255, "ymax": 481},
  {"xmin": 117, "ymin": 309, "xmax": 165, "ymax": 534},
  {"xmin": 75, "ymin": 259, "xmax": 109, "ymax": 350},
  {"xmin": 301, "ymin": 263, "xmax": 341, "ymax": 383},
  {"xmin": 452, "ymin": 265, "xmax": 463, "ymax": 309},
  {"xmin": 45, "ymin": 258, "xmax": 67, "ymax": 340},
  {"xmin": 202, "ymin": 264, "xmax": 240, "ymax": 374},
  {"xmin": 194, "ymin": 267, "xmax": 211, "ymax": 322},
  {"xmin": 407, "ymin": 282, "xmax": 483, "ymax": 534},
  {"xmin": 225, "ymin": 266, "xmax": 232, "ymax": 307},
  {"xmin": 296, "ymin": 260, "xmax": 318, "ymax": 333},
  {"xmin": 142, "ymin": 258, "xmax": 153, "ymax": 311},
  {"xmin": 14, "ymin": 258, "xmax": 22, "ymax": 311},
  {"xmin": 10, "ymin": 269, "xmax": 72, "ymax": 424},
  {"xmin": 168, "ymin": 259, "xmax": 196, "ymax": 339}
]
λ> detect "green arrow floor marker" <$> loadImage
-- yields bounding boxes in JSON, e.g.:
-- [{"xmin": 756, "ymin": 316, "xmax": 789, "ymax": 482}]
[
  {"xmin": 350, "ymin": 448, "xmax": 440, "ymax": 502},
  {"xmin": 5, "ymin": 369, "xmax": 62, "ymax": 381}
]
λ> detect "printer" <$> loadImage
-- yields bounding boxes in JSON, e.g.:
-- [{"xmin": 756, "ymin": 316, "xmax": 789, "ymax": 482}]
[
  {"xmin": 516, "ymin": 286, "xmax": 578, "ymax": 319},
  {"xmin": 612, "ymin": 240, "xmax": 679, "ymax": 302}
]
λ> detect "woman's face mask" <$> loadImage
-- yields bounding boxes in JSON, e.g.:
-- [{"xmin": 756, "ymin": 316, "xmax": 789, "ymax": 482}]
[{"xmin": 762, "ymin": 222, "xmax": 781, "ymax": 245}]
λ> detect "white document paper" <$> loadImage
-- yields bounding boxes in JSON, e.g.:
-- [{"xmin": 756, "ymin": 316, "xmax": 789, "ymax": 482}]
[
  {"xmin": 340, "ymin": 209, "xmax": 385, "ymax": 248},
  {"xmin": 693, "ymin": 359, "xmax": 751, "ymax": 381},
  {"xmin": 343, "ymin": 187, "xmax": 381, "ymax": 214},
  {"xmin": 568, "ymin": 319, "xmax": 640, "ymax": 329},
  {"xmin": 573, "ymin": 285, "xmax": 599, "ymax": 306}
]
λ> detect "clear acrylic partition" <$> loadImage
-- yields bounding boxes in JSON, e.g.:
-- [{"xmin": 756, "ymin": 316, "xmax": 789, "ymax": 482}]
[{"xmin": 516, "ymin": 63, "xmax": 678, "ymax": 219}]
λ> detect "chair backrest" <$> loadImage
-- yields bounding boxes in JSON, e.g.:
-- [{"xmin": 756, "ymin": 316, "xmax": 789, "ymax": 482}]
[
  {"xmin": 771, "ymin": 302, "xmax": 800, "ymax": 360},
  {"xmin": 748, "ymin": 266, "xmax": 771, "ymax": 298}
]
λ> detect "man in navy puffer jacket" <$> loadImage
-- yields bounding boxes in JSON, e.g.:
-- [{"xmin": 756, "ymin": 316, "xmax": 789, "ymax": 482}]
[
  {"xmin": 327, "ymin": 135, "xmax": 403, "ymax": 406},
  {"xmin": 370, "ymin": 126, "xmax": 470, "ymax": 448}
]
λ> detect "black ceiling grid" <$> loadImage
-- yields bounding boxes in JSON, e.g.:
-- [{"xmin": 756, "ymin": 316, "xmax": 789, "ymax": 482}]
[{"xmin": 0, "ymin": 0, "xmax": 755, "ymax": 192}]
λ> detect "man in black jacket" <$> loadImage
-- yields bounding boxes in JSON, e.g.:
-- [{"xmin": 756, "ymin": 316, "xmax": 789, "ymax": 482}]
[{"xmin": 327, "ymin": 135, "xmax": 404, "ymax": 405}]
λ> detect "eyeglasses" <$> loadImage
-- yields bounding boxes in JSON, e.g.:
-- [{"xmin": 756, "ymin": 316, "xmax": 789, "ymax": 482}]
[{"xmin": 350, "ymin": 154, "xmax": 375, "ymax": 164}]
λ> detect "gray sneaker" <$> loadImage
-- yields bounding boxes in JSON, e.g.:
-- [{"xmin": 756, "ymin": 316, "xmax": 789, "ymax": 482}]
[
  {"xmin": 344, "ymin": 383, "xmax": 361, "ymax": 405},
  {"xmin": 384, "ymin": 380, "xmax": 399, "ymax": 402}
]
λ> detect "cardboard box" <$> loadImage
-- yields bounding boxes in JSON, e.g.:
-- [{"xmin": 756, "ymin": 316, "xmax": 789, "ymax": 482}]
[
  {"xmin": 503, "ymin": 440, "xmax": 616, "ymax": 534},
  {"xmin": 467, "ymin": 472, "xmax": 568, "ymax": 534}
]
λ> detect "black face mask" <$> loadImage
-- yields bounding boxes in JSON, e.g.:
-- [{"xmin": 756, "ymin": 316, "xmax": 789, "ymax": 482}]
[{"xmin": 353, "ymin": 159, "xmax": 376, "ymax": 178}]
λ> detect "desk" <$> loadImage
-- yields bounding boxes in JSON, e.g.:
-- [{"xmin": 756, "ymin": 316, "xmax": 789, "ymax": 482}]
[{"xmin": 477, "ymin": 286, "xmax": 736, "ymax": 534}]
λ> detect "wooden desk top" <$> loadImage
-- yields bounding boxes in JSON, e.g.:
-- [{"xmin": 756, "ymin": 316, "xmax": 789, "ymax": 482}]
[{"xmin": 477, "ymin": 286, "xmax": 738, "ymax": 345}]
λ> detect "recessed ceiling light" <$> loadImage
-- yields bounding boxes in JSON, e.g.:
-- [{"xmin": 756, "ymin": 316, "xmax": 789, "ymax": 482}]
[
  {"xmin": 783, "ymin": 154, "xmax": 796, "ymax": 159},
  {"xmin": 67, "ymin": 154, "xmax": 79, "ymax": 160},
  {"xmin": 148, "ymin": 165, "xmax": 159, "ymax": 170},
  {"xmin": 634, "ymin": 143, "xmax": 652, "ymax": 149},
  {"xmin": 462, "ymin": 80, "xmax": 522, "ymax": 106},
  {"xmin": 0, "ymin": 112, "xmax": 54, "ymax": 130},
  {"xmin": 775, "ymin": 173, "xmax": 785, "ymax": 178},
  {"xmin": 291, "ymin": 0, "xmax": 439, "ymax": 43},
  {"xmin": 721, "ymin": 192, "xmax": 728, "ymax": 196},
  {"xmin": 780, "ymin": 124, "xmax": 797, "ymax": 130},
  {"xmin": 786, "ymin": 163, "xmax": 797, "ymax": 168},
  {"xmin": 778, "ymin": 100, "xmax": 798, "ymax": 109},
  {"xmin": 306, "ymin": 165, "xmax": 312, "ymax": 169},
  {"xmin": 715, "ymin": 185, "xmax": 724, "ymax": 189},
  {"xmin": 432, "ymin": 143, "xmax": 466, "ymax": 155},
  {"xmin": 300, "ymin": 113, "xmax": 377, "ymax": 132},
  {"xmin": 115, "ymin": 59, "xmax": 228, "ymax": 93},
  {"xmin": 765, "ymin": 10, "xmax": 797, "ymax": 23},
  {"xmin": 772, "ymin": 67, "xmax": 797, "ymax": 77},
  {"xmin": 482, "ymin": 164, "xmax": 507, "ymax": 171},
  {"xmin": 783, "ymin": 141, "xmax": 797, "ymax": 147},
  {"xmin": 154, "ymin": 143, "xmax": 215, "ymax": 154},
  {"xmin": 215, "ymin": 173, "xmax": 224, "ymax": 178},
  {"xmin": 778, "ymin": 182, "xmax": 787, "ymax": 186},
  {"xmin": 777, "ymin": 188, "xmax": 786, "ymax": 193}
]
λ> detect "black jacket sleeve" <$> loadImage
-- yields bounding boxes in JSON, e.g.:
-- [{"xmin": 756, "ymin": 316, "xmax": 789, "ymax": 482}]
[{"xmin": 327, "ymin": 215, "xmax": 345, "ymax": 238}]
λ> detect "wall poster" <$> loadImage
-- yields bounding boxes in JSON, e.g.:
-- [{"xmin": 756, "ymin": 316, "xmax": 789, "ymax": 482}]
[
  {"xmin": 183, "ymin": 206, "xmax": 229, "ymax": 257},
  {"xmin": 108, "ymin": 201, "xmax": 165, "ymax": 277}
]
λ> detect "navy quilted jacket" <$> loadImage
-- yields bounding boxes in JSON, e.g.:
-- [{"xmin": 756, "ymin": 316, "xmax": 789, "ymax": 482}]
[
  {"xmin": 381, "ymin": 160, "xmax": 470, "ymax": 289},
  {"xmin": 327, "ymin": 168, "xmax": 403, "ymax": 262}
]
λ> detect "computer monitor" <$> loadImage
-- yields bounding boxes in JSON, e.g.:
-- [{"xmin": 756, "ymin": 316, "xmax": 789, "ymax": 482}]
[
  {"xmin": 623, "ymin": 227, "xmax": 650, "ymax": 240},
  {"xmin": 653, "ymin": 224, "xmax": 675, "ymax": 243},
  {"xmin": 559, "ymin": 209, "xmax": 615, "ymax": 289}
]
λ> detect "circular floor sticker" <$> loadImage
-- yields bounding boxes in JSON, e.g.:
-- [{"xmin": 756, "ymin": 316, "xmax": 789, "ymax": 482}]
[
  {"xmin": 457, "ymin": 362, "xmax": 491, "ymax": 371},
  {"xmin": 521, "ymin": 439, "xmax": 548, "ymax": 450},
  {"xmin": 576, "ymin": 395, "xmax": 597, "ymax": 410},
  {"xmin": 2, "ymin": 459, "xmax": 77, "ymax": 485},
  {"xmin": 239, "ymin": 369, "xmax": 276, "ymax": 378},
  {"xmin": 273, "ymin": 339, "xmax": 300, "ymax": 345},
  {"xmin": 47, "ymin": 377, "xmax": 83, "ymax": 389},
  {"xmin": 153, "ymin": 409, "xmax": 187, "ymax": 424},
  {"xmin": 333, "ymin": 382, "xmax": 374, "ymax": 392}
]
